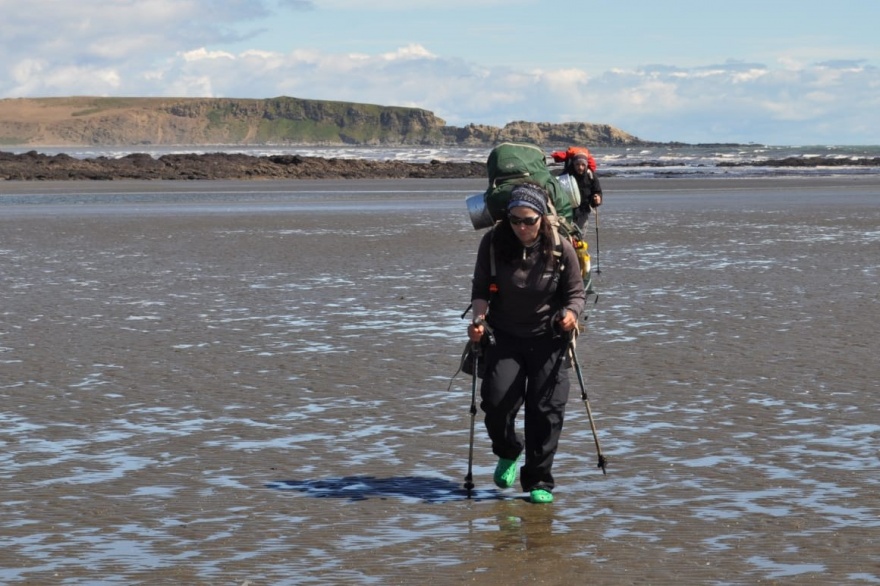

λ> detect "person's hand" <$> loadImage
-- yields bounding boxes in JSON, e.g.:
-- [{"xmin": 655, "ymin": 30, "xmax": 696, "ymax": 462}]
[
  {"xmin": 557, "ymin": 309, "xmax": 578, "ymax": 332},
  {"xmin": 468, "ymin": 316, "xmax": 486, "ymax": 343},
  {"xmin": 591, "ymin": 193, "xmax": 602, "ymax": 208}
]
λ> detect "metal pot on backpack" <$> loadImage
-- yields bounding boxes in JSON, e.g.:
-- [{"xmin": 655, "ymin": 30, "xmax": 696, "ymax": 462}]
[
  {"xmin": 466, "ymin": 193, "xmax": 495, "ymax": 230},
  {"xmin": 556, "ymin": 174, "xmax": 582, "ymax": 209}
]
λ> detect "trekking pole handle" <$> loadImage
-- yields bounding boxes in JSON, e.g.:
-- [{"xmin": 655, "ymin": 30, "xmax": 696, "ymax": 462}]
[
  {"xmin": 468, "ymin": 316, "xmax": 486, "ymax": 349},
  {"xmin": 470, "ymin": 316, "xmax": 496, "ymax": 350}
]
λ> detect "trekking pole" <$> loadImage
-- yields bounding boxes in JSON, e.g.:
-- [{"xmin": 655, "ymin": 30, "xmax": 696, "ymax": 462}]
[
  {"xmin": 594, "ymin": 207, "xmax": 601, "ymax": 275},
  {"xmin": 463, "ymin": 316, "xmax": 486, "ymax": 497},
  {"xmin": 568, "ymin": 332, "xmax": 607, "ymax": 475},
  {"xmin": 463, "ymin": 343, "xmax": 479, "ymax": 496}
]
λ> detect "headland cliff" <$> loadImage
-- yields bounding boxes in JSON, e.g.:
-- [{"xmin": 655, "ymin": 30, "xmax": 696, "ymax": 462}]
[{"xmin": 0, "ymin": 96, "xmax": 645, "ymax": 148}]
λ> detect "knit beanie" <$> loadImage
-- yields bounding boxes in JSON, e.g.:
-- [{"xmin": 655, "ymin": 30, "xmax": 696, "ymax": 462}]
[{"xmin": 507, "ymin": 184, "xmax": 548, "ymax": 215}]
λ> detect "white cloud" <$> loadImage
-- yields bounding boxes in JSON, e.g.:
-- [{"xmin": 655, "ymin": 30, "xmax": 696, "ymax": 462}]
[
  {"xmin": 11, "ymin": 59, "xmax": 47, "ymax": 85},
  {"xmin": 380, "ymin": 44, "xmax": 437, "ymax": 61},
  {"xmin": 182, "ymin": 48, "xmax": 237, "ymax": 62},
  {"xmin": 162, "ymin": 75, "xmax": 216, "ymax": 98},
  {"xmin": 730, "ymin": 69, "xmax": 768, "ymax": 84},
  {"xmin": 315, "ymin": 0, "xmax": 520, "ymax": 8}
]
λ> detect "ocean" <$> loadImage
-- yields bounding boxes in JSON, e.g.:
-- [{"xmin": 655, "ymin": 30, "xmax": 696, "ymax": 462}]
[{"xmin": 8, "ymin": 143, "xmax": 880, "ymax": 179}]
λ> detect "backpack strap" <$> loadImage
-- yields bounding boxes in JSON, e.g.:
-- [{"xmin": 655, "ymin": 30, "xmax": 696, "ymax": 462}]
[
  {"xmin": 542, "ymin": 198, "xmax": 567, "ymax": 276},
  {"xmin": 489, "ymin": 223, "xmax": 500, "ymax": 301}
]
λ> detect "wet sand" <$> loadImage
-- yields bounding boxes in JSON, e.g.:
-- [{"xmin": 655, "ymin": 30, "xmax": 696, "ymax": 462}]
[{"xmin": 1, "ymin": 176, "xmax": 878, "ymax": 584}]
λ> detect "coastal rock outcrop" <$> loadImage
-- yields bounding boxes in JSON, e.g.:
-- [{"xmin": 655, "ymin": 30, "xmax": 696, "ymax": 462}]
[
  {"xmin": 0, "ymin": 150, "xmax": 487, "ymax": 181},
  {"xmin": 0, "ymin": 96, "xmax": 647, "ymax": 148}
]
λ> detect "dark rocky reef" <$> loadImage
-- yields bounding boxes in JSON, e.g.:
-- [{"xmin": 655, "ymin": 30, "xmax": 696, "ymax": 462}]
[
  {"xmin": 0, "ymin": 150, "xmax": 487, "ymax": 181},
  {"xmin": 718, "ymin": 156, "xmax": 880, "ymax": 168}
]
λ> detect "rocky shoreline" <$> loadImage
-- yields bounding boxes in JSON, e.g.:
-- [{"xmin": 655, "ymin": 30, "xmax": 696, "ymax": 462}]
[
  {"xmin": 4, "ymin": 149, "xmax": 880, "ymax": 182},
  {"xmin": 0, "ymin": 150, "xmax": 487, "ymax": 181}
]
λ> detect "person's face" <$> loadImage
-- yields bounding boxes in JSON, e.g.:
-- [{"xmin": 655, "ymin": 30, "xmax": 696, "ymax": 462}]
[
  {"xmin": 573, "ymin": 159, "xmax": 588, "ymax": 174},
  {"xmin": 508, "ymin": 206, "xmax": 542, "ymax": 244}
]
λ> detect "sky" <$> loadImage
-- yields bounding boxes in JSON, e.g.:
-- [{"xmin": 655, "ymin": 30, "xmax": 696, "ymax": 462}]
[{"xmin": 1, "ymin": 0, "xmax": 879, "ymax": 145}]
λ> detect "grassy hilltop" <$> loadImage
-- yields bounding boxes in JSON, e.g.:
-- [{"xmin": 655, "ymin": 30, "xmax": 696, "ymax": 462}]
[{"xmin": 0, "ymin": 96, "xmax": 646, "ymax": 148}]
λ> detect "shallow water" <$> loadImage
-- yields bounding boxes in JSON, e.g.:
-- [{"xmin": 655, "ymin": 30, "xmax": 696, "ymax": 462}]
[{"xmin": 1, "ymin": 178, "xmax": 878, "ymax": 584}]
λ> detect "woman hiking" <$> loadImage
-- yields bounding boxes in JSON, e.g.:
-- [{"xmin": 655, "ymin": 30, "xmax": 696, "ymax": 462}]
[
  {"xmin": 467, "ymin": 182, "xmax": 586, "ymax": 504},
  {"xmin": 565, "ymin": 148, "xmax": 603, "ymax": 231}
]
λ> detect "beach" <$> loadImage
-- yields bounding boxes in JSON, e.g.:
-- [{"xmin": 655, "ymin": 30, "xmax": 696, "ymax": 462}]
[{"xmin": 1, "ymin": 176, "xmax": 878, "ymax": 584}]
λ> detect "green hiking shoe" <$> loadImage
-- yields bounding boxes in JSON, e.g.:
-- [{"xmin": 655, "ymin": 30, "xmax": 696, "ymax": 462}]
[
  {"xmin": 493, "ymin": 457, "xmax": 519, "ymax": 489},
  {"xmin": 530, "ymin": 489, "xmax": 554, "ymax": 504}
]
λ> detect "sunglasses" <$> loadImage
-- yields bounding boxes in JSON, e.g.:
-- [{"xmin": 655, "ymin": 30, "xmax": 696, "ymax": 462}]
[{"xmin": 509, "ymin": 214, "xmax": 541, "ymax": 226}]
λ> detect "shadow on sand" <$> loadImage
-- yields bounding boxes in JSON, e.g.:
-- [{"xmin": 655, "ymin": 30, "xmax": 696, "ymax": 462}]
[{"xmin": 266, "ymin": 475, "xmax": 508, "ymax": 503}]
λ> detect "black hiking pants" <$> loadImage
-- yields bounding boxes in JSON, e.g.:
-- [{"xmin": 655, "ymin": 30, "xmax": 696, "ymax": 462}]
[{"xmin": 480, "ymin": 330, "xmax": 570, "ymax": 492}]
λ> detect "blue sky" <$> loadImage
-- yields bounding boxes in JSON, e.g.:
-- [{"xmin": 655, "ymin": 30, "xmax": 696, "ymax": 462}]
[{"xmin": 2, "ymin": 0, "xmax": 878, "ymax": 144}]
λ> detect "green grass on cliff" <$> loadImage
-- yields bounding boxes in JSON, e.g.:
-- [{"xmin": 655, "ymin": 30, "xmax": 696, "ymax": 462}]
[{"xmin": 255, "ymin": 119, "xmax": 344, "ymax": 142}]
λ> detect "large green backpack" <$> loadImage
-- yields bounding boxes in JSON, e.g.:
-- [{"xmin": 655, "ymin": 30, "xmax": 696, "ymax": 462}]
[{"xmin": 484, "ymin": 142, "xmax": 578, "ymax": 235}]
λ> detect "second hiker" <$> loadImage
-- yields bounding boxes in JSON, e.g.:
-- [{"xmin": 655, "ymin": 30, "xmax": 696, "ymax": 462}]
[{"xmin": 553, "ymin": 147, "xmax": 604, "ymax": 231}]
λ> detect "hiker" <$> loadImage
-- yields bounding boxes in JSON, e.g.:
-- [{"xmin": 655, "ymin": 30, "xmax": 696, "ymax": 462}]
[
  {"xmin": 566, "ymin": 149, "xmax": 603, "ymax": 231},
  {"xmin": 466, "ymin": 182, "xmax": 587, "ymax": 504}
]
